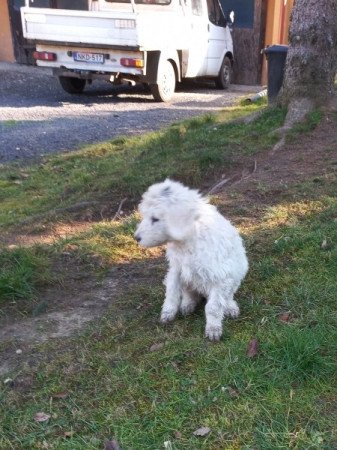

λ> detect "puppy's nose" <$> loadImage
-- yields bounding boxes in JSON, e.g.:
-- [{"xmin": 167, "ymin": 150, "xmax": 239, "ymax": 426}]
[{"xmin": 134, "ymin": 234, "xmax": 141, "ymax": 243}]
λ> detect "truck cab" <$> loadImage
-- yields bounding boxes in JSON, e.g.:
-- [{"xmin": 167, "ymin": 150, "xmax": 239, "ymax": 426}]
[{"xmin": 21, "ymin": 0, "xmax": 233, "ymax": 101}]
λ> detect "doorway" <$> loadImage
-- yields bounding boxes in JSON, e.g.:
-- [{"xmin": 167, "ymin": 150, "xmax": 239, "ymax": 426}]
[{"xmin": 221, "ymin": 0, "xmax": 267, "ymax": 85}]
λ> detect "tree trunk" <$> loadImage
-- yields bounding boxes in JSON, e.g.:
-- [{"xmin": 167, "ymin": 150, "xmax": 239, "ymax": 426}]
[{"xmin": 280, "ymin": 0, "xmax": 337, "ymax": 125}]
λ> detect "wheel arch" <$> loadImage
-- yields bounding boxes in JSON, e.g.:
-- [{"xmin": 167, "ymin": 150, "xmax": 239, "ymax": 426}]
[
  {"xmin": 145, "ymin": 50, "xmax": 181, "ymax": 84},
  {"xmin": 224, "ymin": 51, "xmax": 234, "ymax": 67}
]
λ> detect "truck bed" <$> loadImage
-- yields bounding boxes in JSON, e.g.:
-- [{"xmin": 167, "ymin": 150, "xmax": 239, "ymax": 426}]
[
  {"xmin": 21, "ymin": 7, "xmax": 139, "ymax": 48},
  {"xmin": 21, "ymin": 6, "xmax": 187, "ymax": 50}
]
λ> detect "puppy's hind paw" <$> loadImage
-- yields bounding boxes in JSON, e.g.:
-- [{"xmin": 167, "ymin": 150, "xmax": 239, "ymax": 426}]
[{"xmin": 205, "ymin": 325, "xmax": 222, "ymax": 342}]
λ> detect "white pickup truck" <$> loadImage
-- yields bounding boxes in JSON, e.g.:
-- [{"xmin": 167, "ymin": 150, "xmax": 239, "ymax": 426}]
[{"xmin": 21, "ymin": 0, "xmax": 233, "ymax": 102}]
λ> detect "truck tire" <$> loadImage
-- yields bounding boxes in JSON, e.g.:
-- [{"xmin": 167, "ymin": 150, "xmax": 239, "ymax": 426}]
[
  {"xmin": 58, "ymin": 76, "xmax": 86, "ymax": 94},
  {"xmin": 215, "ymin": 56, "xmax": 232, "ymax": 89},
  {"xmin": 150, "ymin": 59, "xmax": 176, "ymax": 102}
]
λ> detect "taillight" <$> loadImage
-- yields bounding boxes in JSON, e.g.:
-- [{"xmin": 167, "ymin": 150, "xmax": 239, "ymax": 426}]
[
  {"xmin": 33, "ymin": 51, "xmax": 57, "ymax": 61},
  {"xmin": 120, "ymin": 58, "xmax": 144, "ymax": 68}
]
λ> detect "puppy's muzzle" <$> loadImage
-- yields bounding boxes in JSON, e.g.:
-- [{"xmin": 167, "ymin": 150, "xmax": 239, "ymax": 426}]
[{"xmin": 134, "ymin": 233, "xmax": 141, "ymax": 243}]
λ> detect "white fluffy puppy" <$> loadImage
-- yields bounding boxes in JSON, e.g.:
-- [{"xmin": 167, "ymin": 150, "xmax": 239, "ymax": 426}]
[{"xmin": 134, "ymin": 179, "xmax": 248, "ymax": 341}]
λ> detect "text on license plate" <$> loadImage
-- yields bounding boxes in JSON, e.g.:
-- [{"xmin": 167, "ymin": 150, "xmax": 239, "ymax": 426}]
[{"xmin": 73, "ymin": 52, "xmax": 105, "ymax": 63}]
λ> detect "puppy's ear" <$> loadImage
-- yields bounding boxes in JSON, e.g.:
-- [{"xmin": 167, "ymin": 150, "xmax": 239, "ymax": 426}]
[
  {"xmin": 165, "ymin": 203, "xmax": 199, "ymax": 241},
  {"xmin": 160, "ymin": 185, "xmax": 172, "ymax": 198}
]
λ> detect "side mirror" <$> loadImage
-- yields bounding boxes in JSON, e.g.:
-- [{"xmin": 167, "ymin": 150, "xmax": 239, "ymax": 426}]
[{"xmin": 227, "ymin": 10, "xmax": 235, "ymax": 29}]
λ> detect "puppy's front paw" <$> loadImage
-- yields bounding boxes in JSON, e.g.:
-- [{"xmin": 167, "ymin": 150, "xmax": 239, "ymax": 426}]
[
  {"xmin": 160, "ymin": 309, "xmax": 177, "ymax": 323},
  {"xmin": 223, "ymin": 301, "xmax": 240, "ymax": 318},
  {"xmin": 205, "ymin": 325, "xmax": 222, "ymax": 341}
]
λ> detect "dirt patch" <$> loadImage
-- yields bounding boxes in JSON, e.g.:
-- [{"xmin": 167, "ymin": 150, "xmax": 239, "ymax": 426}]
[
  {"xmin": 0, "ymin": 270, "xmax": 117, "ymax": 376},
  {"xmin": 211, "ymin": 113, "xmax": 337, "ymax": 221},
  {"xmin": 0, "ymin": 254, "xmax": 164, "ymax": 376},
  {"xmin": 1, "ymin": 112, "xmax": 336, "ymax": 376}
]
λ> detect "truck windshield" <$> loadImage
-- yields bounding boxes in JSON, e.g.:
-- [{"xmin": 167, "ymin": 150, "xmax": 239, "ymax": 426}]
[{"xmin": 105, "ymin": 0, "xmax": 171, "ymax": 4}]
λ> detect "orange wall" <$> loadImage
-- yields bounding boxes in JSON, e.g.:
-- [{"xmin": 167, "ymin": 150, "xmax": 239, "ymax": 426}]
[
  {"xmin": 262, "ymin": 0, "xmax": 294, "ymax": 84},
  {"xmin": 0, "ymin": 1, "xmax": 15, "ymax": 62}
]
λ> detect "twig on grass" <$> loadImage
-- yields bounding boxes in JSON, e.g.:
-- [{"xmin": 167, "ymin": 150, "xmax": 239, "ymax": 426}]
[
  {"xmin": 207, "ymin": 177, "xmax": 232, "ymax": 195},
  {"xmin": 112, "ymin": 198, "xmax": 127, "ymax": 221},
  {"xmin": 207, "ymin": 160, "xmax": 257, "ymax": 195}
]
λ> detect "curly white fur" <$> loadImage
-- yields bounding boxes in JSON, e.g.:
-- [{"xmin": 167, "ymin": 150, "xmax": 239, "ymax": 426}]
[{"xmin": 135, "ymin": 179, "xmax": 248, "ymax": 341}]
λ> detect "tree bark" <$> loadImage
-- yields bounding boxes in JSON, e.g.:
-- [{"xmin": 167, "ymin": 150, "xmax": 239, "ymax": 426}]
[{"xmin": 280, "ymin": 0, "xmax": 337, "ymax": 126}]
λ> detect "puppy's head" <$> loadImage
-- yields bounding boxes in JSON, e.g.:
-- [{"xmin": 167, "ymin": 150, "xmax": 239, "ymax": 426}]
[{"xmin": 134, "ymin": 179, "xmax": 203, "ymax": 248}]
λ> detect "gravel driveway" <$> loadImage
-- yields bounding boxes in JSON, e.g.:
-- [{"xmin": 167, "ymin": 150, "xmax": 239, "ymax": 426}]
[{"xmin": 0, "ymin": 62, "xmax": 260, "ymax": 164}]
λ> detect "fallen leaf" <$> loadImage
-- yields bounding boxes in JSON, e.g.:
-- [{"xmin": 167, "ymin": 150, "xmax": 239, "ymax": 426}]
[
  {"xmin": 193, "ymin": 426, "xmax": 211, "ymax": 437},
  {"xmin": 36, "ymin": 441, "xmax": 51, "ymax": 449},
  {"xmin": 63, "ymin": 431, "xmax": 74, "ymax": 438},
  {"xmin": 278, "ymin": 312, "xmax": 291, "ymax": 322},
  {"xmin": 174, "ymin": 431, "xmax": 182, "ymax": 439},
  {"xmin": 321, "ymin": 239, "xmax": 328, "ymax": 249},
  {"xmin": 149, "ymin": 343, "xmax": 165, "ymax": 352},
  {"xmin": 34, "ymin": 412, "xmax": 51, "ymax": 423},
  {"xmin": 246, "ymin": 338, "xmax": 259, "ymax": 358},
  {"xmin": 227, "ymin": 385, "xmax": 240, "ymax": 398},
  {"xmin": 63, "ymin": 244, "xmax": 79, "ymax": 252},
  {"xmin": 52, "ymin": 391, "xmax": 69, "ymax": 399},
  {"xmin": 104, "ymin": 440, "xmax": 122, "ymax": 450}
]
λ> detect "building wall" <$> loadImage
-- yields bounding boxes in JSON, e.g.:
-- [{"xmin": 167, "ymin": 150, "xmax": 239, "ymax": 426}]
[{"xmin": 0, "ymin": 1, "xmax": 15, "ymax": 62}]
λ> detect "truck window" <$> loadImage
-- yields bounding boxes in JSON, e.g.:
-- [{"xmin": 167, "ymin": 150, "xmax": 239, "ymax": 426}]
[
  {"xmin": 105, "ymin": 0, "xmax": 171, "ymax": 4},
  {"xmin": 191, "ymin": 0, "xmax": 202, "ymax": 15},
  {"xmin": 206, "ymin": 0, "xmax": 226, "ymax": 26},
  {"xmin": 17, "ymin": 0, "xmax": 50, "ymax": 6},
  {"xmin": 55, "ymin": 0, "xmax": 88, "ymax": 9}
]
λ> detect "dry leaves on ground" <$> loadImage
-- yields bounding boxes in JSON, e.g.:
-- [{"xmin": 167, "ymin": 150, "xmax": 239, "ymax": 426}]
[
  {"xmin": 193, "ymin": 426, "xmax": 211, "ymax": 437},
  {"xmin": 34, "ymin": 412, "xmax": 51, "ymax": 423},
  {"xmin": 52, "ymin": 391, "xmax": 69, "ymax": 399},
  {"xmin": 278, "ymin": 312, "xmax": 292, "ymax": 322},
  {"xmin": 149, "ymin": 342, "xmax": 165, "ymax": 352},
  {"xmin": 246, "ymin": 338, "xmax": 259, "ymax": 358},
  {"xmin": 104, "ymin": 440, "xmax": 122, "ymax": 450}
]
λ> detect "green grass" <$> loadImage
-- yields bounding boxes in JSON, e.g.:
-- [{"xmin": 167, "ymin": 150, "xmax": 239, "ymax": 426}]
[
  {"xmin": 1, "ymin": 103, "xmax": 336, "ymax": 449},
  {"xmin": 1, "ymin": 193, "xmax": 336, "ymax": 448},
  {"xmin": 0, "ymin": 246, "xmax": 51, "ymax": 304},
  {"xmin": 1, "ymin": 120, "xmax": 19, "ymax": 128},
  {"xmin": 285, "ymin": 110, "xmax": 323, "ymax": 141},
  {"xmin": 0, "ymin": 102, "xmax": 283, "ymax": 230}
]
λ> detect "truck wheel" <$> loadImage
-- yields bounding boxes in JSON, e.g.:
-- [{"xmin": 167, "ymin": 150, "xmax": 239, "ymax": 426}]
[
  {"xmin": 150, "ymin": 59, "xmax": 176, "ymax": 102},
  {"xmin": 58, "ymin": 76, "xmax": 86, "ymax": 94},
  {"xmin": 215, "ymin": 56, "xmax": 232, "ymax": 89}
]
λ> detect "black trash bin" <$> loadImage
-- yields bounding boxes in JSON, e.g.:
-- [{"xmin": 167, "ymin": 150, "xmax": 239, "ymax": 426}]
[{"xmin": 263, "ymin": 45, "xmax": 288, "ymax": 103}]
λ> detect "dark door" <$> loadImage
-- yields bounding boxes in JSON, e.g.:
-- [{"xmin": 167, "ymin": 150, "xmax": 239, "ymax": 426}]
[
  {"xmin": 8, "ymin": 0, "xmax": 52, "ymax": 64},
  {"xmin": 221, "ymin": 0, "xmax": 267, "ymax": 85},
  {"xmin": 7, "ymin": 0, "xmax": 88, "ymax": 65}
]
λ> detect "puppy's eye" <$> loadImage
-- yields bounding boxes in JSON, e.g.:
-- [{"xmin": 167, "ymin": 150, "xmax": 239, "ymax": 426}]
[{"xmin": 151, "ymin": 216, "xmax": 159, "ymax": 224}]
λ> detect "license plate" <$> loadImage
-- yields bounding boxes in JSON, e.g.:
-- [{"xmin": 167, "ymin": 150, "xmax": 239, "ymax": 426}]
[{"xmin": 73, "ymin": 52, "xmax": 105, "ymax": 64}]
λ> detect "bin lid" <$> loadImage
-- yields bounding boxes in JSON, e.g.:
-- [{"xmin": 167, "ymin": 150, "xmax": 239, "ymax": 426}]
[{"xmin": 263, "ymin": 45, "xmax": 288, "ymax": 54}]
